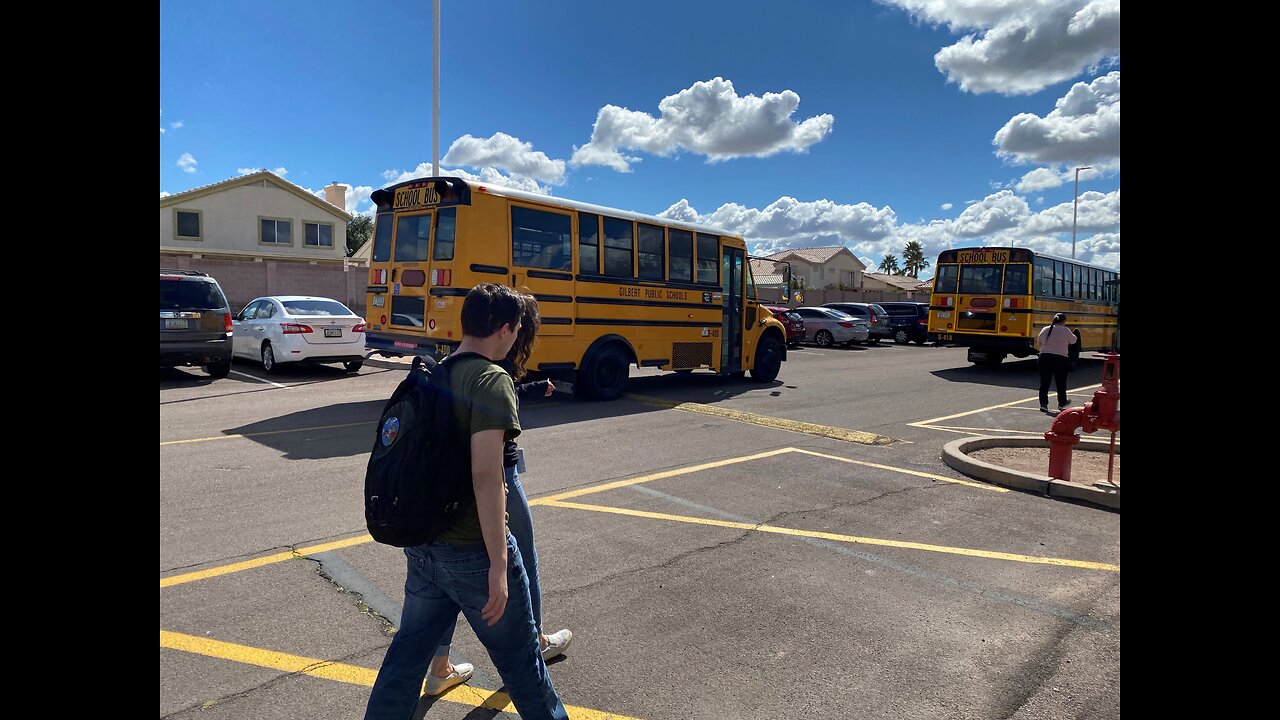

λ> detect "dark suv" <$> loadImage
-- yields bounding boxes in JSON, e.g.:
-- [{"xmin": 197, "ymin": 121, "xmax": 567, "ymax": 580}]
[
  {"xmin": 160, "ymin": 269, "xmax": 234, "ymax": 378},
  {"xmin": 879, "ymin": 302, "xmax": 930, "ymax": 344},
  {"xmin": 822, "ymin": 302, "xmax": 892, "ymax": 343}
]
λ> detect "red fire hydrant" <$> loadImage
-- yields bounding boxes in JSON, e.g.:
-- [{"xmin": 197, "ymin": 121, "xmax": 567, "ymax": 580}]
[{"xmin": 1046, "ymin": 353, "xmax": 1120, "ymax": 483}]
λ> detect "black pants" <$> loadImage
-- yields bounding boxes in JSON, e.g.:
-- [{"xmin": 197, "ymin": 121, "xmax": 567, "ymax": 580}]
[{"xmin": 1038, "ymin": 353, "xmax": 1071, "ymax": 408}]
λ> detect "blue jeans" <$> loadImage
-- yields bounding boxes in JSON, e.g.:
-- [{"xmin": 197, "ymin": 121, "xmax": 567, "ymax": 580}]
[
  {"xmin": 435, "ymin": 465, "xmax": 542, "ymax": 657},
  {"xmin": 364, "ymin": 533, "xmax": 567, "ymax": 720}
]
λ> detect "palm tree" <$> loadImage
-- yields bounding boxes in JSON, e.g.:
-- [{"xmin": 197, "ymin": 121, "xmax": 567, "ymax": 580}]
[
  {"xmin": 878, "ymin": 254, "xmax": 901, "ymax": 274},
  {"xmin": 902, "ymin": 241, "xmax": 930, "ymax": 278}
]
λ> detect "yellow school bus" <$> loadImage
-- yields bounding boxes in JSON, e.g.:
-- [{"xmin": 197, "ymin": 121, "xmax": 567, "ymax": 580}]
[
  {"xmin": 364, "ymin": 177, "xmax": 792, "ymax": 399},
  {"xmin": 927, "ymin": 247, "xmax": 1119, "ymax": 366}
]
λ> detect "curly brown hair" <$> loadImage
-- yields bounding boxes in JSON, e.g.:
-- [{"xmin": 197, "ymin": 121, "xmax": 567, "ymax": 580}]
[{"xmin": 505, "ymin": 293, "xmax": 541, "ymax": 380}]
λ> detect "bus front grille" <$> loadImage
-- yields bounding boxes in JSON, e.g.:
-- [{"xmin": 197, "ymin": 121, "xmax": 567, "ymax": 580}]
[{"xmin": 673, "ymin": 341, "xmax": 713, "ymax": 368}]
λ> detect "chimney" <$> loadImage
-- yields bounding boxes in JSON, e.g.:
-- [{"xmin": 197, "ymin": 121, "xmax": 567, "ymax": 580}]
[{"xmin": 324, "ymin": 182, "xmax": 347, "ymax": 212}]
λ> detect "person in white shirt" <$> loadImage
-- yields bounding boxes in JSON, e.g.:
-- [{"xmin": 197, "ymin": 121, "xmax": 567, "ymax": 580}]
[{"xmin": 1034, "ymin": 313, "xmax": 1078, "ymax": 413}]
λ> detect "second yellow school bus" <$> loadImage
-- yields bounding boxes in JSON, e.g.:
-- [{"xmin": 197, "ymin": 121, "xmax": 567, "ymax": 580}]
[
  {"xmin": 927, "ymin": 246, "xmax": 1119, "ymax": 366},
  {"xmin": 364, "ymin": 177, "xmax": 791, "ymax": 399}
]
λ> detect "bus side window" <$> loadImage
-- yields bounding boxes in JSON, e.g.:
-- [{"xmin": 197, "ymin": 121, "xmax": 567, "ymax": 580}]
[
  {"xmin": 512, "ymin": 206, "xmax": 571, "ymax": 271},
  {"xmin": 638, "ymin": 223, "xmax": 665, "ymax": 280},
  {"xmin": 579, "ymin": 213, "xmax": 599, "ymax": 274},
  {"xmin": 603, "ymin": 216, "xmax": 633, "ymax": 278},
  {"xmin": 668, "ymin": 229, "xmax": 692, "ymax": 281},
  {"xmin": 695, "ymin": 233, "xmax": 719, "ymax": 284}
]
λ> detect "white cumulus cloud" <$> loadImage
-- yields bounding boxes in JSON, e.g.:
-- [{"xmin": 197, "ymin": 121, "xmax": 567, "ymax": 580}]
[
  {"xmin": 381, "ymin": 163, "xmax": 552, "ymax": 196},
  {"xmin": 443, "ymin": 132, "xmax": 566, "ymax": 185},
  {"xmin": 177, "ymin": 153, "xmax": 197, "ymax": 173},
  {"xmin": 881, "ymin": 0, "xmax": 1120, "ymax": 95},
  {"xmin": 572, "ymin": 77, "xmax": 834, "ymax": 171},
  {"xmin": 996, "ymin": 72, "xmax": 1120, "ymax": 169},
  {"xmin": 238, "ymin": 167, "xmax": 289, "ymax": 177}
]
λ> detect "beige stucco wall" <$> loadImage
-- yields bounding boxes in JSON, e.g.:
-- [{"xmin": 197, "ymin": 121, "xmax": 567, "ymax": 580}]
[{"xmin": 160, "ymin": 180, "xmax": 347, "ymax": 261}]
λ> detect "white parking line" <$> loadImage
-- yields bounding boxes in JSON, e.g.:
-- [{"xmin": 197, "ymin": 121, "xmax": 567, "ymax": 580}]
[{"xmin": 229, "ymin": 370, "xmax": 290, "ymax": 389}]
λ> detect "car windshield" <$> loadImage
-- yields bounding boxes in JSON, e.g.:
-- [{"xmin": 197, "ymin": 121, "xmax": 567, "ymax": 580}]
[
  {"xmin": 283, "ymin": 299, "xmax": 354, "ymax": 316},
  {"xmin": 160, "ymin": 279, "xmax": 226, "ymax": 310}
]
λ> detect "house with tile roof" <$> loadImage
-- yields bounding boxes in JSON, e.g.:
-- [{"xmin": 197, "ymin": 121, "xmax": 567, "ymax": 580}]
[
  {"xmin": 862, "ymin": 272, "xmax": 930, "ymax": 294},
  {"xmin": 765, "ymin": 246, "xmax": 865, "ymax": 290},
  {"xmin": 160, "ymin": 170, "xmax": 352, "ymax": 263},
  {"xmin": 160, "ymin": 171, "xmax": 369, "ymax": 313}
]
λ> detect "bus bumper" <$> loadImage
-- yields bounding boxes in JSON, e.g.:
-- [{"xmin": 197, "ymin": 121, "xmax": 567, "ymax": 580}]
[
  {"xmin": 928, "ymin": 332, "xmax": 1036, "ymax": 355},
  {"xmin": 364, "ymin": 331, "xmax": 457, "ymax": 361}
]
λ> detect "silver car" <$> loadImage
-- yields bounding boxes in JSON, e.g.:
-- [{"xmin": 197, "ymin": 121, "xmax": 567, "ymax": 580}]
[{"xmin": 793, "ymin": 306, "xmax": 871, "ymax": 347}]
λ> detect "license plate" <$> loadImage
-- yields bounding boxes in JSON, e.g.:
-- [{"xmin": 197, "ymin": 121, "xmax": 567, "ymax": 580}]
[
  {"xmin": 372, "ymin": 295, "xmax": 385, "ymax": 308},
  {"xmin": 165, "ymin": 319, "xmax": 189, "ymax": 330},
  {"xmin": 937, "ymin": 333, "xmax": 954, "ymax": 341},
  {"xmin": 936, "ymin": 311, "xmax": 951, "ymax": 319},
  {"xmin": 324, "ymin": 327, "xmax": 342, "ymax": 338}
]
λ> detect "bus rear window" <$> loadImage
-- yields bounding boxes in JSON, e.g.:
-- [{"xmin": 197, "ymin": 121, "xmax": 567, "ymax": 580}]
[
  {"xmin": 933, "ymin": 265, "xmax": 958, "ymax": 293},
  {"xmin": 395, "ymin": 214, "xmax": 432, "ymax": 262},
  {"xmin": 433, "ymin": 208, "xmax": 456, "ymax": 261},
  {"xmin": 959, "ymin": 265, "xmax": 1001, "ymax": 294}
]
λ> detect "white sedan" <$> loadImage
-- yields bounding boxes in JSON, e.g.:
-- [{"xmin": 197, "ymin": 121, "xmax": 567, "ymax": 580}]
[{"xmin": 232, "ymin": 296, "xmax": 367, "ymax": 373}]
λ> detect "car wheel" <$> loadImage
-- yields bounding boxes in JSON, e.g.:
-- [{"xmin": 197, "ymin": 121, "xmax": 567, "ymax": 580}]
[
  {"xmin": 750, "ymin": 335, "xmax": 782, "ymax": 383},
  {"xmin": 815, "ymin": 330, "xmax": 834, "ymax": 347},
  {"xmin": 205, "ymin": 360, "xmax": 231, "ymax": 379},
  {"xmin": 894, "ymin": 329, "xmax": 909, "ymax": 344},
  {"xmin": 343, "ymin": 360, "xmax": 364, "ymax": 372},
  {"xmin": 262, "ymin": 343, "xmax": 280, "ymax": 374}
]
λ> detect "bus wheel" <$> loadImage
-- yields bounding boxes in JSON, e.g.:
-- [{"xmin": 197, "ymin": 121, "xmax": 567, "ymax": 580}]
[
  {"xmin": 751, "ymin": 335, "xmax": 782, "ymax": 383},
  {"xmin": 580, "ymin": 345, "xmax": 630, "ymax": 400}
]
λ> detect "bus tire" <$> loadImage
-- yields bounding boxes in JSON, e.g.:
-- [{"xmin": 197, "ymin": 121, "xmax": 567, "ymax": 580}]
[
  {"xmin": 750, "ymin": 335, "xmax": 783, "ymax": 383},
  {"xmin": 579, "ymin": 344, "xmax": 630, "ymax": 401}
]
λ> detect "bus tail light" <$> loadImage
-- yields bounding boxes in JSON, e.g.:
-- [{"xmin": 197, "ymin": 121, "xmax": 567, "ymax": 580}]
[
  {"xmin": 1004, "ymin": 298, "xmax": 1020, "ymax": 308},
  {"xmin": 432, "ymin": 269, "xmax": 452, "ymax": 285},
  {"xmin": 281, "ymin": 323, "xmax": 313, "ymax": 334},
  {"xmin": 1000, "ymin": 325, "xmax": 1008, "ymax": 332},
  {"xmin": 941, "ymin": 297, "xmax": 954, "ymax": 306},
  {"xmin": 371, "ymin": 268, "xmax": 386, "ymax": 284},
  {"xmin": 352, "ymin": 323, "xmax": 367, "ymax": 333}
]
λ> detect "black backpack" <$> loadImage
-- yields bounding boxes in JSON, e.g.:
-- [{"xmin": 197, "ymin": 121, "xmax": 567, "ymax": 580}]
[{"xmin": 363, "ymin": 352, "xmax": 485, "ymax": 547}]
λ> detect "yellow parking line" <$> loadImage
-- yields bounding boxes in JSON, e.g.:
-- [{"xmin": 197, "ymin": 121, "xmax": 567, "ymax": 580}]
[
  {"xmin": 531, "ymin": 448, "xmax": 795, "ymax": 505},
  {"xmin": 160, "ymin": 422, "xmax": 370, "ymax": 446},
  {"xmin": 788, "ymin": 448, "xmax": 1008, "ymax": 491},
  {"xmin": 161, "ymin": 535, "xmax": 373, "ymax": 589},
  {"xmin": 625, "ymin": 393, "xmax": 894, "ymax": 445},
  {"xmin": 543, "ymin": 501, "xmax": 1118, "ymax": 572},
  {"xmin": 160, "ymin": 630, "xmax": 644, "ymax": 720}
]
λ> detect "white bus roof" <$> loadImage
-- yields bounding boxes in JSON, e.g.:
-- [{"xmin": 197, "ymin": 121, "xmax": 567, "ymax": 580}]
[{"xmin": 442, "ymin": 177, "xmax": 745, "ymax": 241}]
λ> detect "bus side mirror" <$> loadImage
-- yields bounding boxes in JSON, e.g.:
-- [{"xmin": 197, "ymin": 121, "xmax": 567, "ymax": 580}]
[{"xmin": 781, "ymin": 266, "xmax": 792, "ymax": 302}]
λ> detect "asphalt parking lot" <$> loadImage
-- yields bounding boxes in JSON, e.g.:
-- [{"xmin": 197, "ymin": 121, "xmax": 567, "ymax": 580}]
[{"xmin": 160, "ymin": 343, "xmax": 1120, "ymax": 719}]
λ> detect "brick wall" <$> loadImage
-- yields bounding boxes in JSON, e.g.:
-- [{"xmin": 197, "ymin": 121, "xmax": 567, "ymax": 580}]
[{"xmin": 160, "ymin": 255, "xmax": 369, "ymax": 316}]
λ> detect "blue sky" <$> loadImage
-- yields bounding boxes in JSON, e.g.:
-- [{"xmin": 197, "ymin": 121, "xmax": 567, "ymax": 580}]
[{"xmin": 160, "ymin": 0, "xmax": 1120, "ymax": 278}]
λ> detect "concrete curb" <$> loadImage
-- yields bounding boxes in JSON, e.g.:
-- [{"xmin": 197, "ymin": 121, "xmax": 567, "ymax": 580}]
[{"xmin": 941, "ymin": 435, "xmax": 1120, "ymax": 511}]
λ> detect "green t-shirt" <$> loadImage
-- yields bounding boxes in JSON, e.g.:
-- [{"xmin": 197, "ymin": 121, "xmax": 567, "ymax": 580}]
[{"xmin": 433, "ymin": 355, "xmax": 520, "ymax": 544}]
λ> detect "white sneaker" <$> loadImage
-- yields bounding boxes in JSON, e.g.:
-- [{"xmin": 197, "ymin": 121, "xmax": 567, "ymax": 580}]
[
  {"xmin": 541, "ymin": 628, "xmax": 573, "ymax": 661},
  {"xmin": 423, "ymin": 662, "xmax": 474, "ymax": 696}
]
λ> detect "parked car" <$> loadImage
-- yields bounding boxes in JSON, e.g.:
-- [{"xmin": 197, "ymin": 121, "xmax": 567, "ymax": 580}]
[
  {"xmin": 160, "ymin": 269, "xmax": 234, "ymax": 378},
  {"xmin": 232, "ymin": 296, "xmax": 368, "ymax": 373},
  {"xmin": 878, "ymin": 301, "xmax": 930, "ymax": 344},
  {"xmin": 764, "ymin": 305, "xmax": 805, "ymax": 347},
  {"xmin": 792, "ymin": 306, "xmax": 870, "ymax": 347},
  {"xmin": 822, "ymin": 302, "xmax": 892, "ymax": 343}
]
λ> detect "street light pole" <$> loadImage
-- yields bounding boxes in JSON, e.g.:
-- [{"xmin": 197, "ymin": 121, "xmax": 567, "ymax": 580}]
[
  {"xmin": 1072, "ymin": 166, "xmax": 1091, "ymax": 259},
  {"xmin": 432, "ymin": 0, "xmax": 440, "ymax": 177}
]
